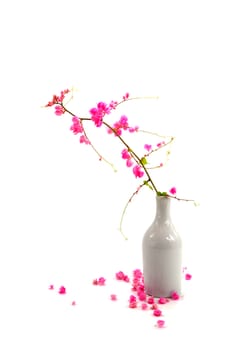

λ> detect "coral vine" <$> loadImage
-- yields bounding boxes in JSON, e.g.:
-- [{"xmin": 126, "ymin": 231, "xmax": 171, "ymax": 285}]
[{"xmin": 45, "ymin": 89, "xmax": 194, "ymax": 238}]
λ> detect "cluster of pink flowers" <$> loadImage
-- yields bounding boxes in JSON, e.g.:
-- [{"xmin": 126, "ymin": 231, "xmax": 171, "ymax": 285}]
[
  {"xmin": 107, "ymin": 115, "xmax": 139, "ymax": 136},
  {"xmin": 92, "ymin": 277, "xmax": 106, "ymax": 286},
  {"xmin": 49, "ymin": 268, "xmax": 192, "ymax": 329},
  {"xmin": 127, "ymin": 269, "xmax": 168, "ymax": 325},
  {"xmin": 45, "ymin": 90, "xmax": 171, "ymax": 184},
  {"xmin": 115, "ymin": 270, "xmax": 130, "ymax": 282},
  {"xmin": 121, "ymin": 149, "xmax": 144, "ymax": 178},
  {"xmin": 45, "ymin": 89, "xmax": 189, "ymax": 237},
  {"xmin": 89, "ymin": 101, "xmax": 113, "ymax": 127},
  {"xmin": 45, "ymin": 89, "xmax": 70, "ymax": 108}
]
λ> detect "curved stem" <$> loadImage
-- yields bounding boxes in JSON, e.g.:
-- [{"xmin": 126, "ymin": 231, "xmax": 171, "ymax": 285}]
[
  {"xmin": 117, "ymin": 95, "xmax": 159, "ymax": 107},
  {"xmin": 119, "ymin": 181, "xmax": 148, "ymax": 239}
]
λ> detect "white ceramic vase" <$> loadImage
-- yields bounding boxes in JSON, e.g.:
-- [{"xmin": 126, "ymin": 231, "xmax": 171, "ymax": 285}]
[{"xmin": 142, "ymin": 195, "xmax": 182, "ymax": 297}]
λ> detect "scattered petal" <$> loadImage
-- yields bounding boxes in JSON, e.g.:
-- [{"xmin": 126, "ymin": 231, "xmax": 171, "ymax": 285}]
[
  {"xmin": 98, "ymin": 277, "xmax": 106, "ymax": 286},
  {"xmin": 141, "ymin": 303, "xmax": 148, "ymax": 310},
  {"xmin": 156, "ymin": 319, "xmax": 165, "ymax": 328},
  {"xmin": 158, "ymin": 297, "xmax": 167, "ymax": 304},
  {"xmin": 147, "ymin": 296, "xmax": 154, "ymax": 304},
  {"xmin": 58, "ymin": 286, "xmax": 66, "ymax": 294},
  {"xmin": 129, "ymin": 301, "xmax": 137, "ymax": 308},
  {"xmin": 153, "ymin": 309, "xmax": 162, "ymax": 317},
  {"xmin": 150, "ymin": 303, "xmax": 158, "ymax": 310},
  {"xmin": 171, "ymin": 291, "xmax": 180, "ymax": 300},
  {"xmin": 185, "ymin": 273, "xmax": 192, "ymax": 280}
]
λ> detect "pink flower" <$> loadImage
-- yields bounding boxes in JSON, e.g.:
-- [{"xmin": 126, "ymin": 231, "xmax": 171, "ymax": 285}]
[
  {"xmin": 126, "ymin": 158, "xmax": 134, "ymax": 167},
  {"xmin": 144, "ymin": 144, "xmax": 152, "ymax": 152},
  {"xmin": 71, "ymin": 301, "xmax": 76, "ymax": 306},
  {"xmin": 171, "ymin": 291, "xmax": 180, "ymax": 300},
  {"xmin": 132, "ymin": 165, "xmax": 144, "ymax": 178},
  {"xmin": 129, "ymin": 295, "xmax": 136, "ymax": 303},
  {"xmin": 129, "ymin": 301, "xmax": 137, "ymax": 308},
  {"xmin": 98, "ymin": 277, "xmax": 106, "ymax": 286},
  {"xmin": 54, "ymin": 105, "xmax": 65, "ymax": 116},
  {"xmin": 109, "ymin": 100, "xmax": 118, "ymax": 109},
  {"xmin": 147, "ymin": 296, "xmax": 154, "ymax": 304},
  {"xmin": 45, "ymin": 89, "xmax": 70, "ymax": 107},
  {"xmin": 133, "ymin": 269, "xmax": 143, "ymax": 279},
  {"xmin": 79, "ymin": 134, "xmax": 90, "ymax": 144},
  {"xmin": 123, "ymin": 275, "xmax": 130, "ymax": 283},
  {"xmin": 48, "ymin": 284, "xmax": 54, "ymax": 290},
  {"xmin": 158, "ymin": 297, "xmax": 167, "ymax": 304},
  {"xmin": 138, "ymin": 291, "xmax": 147, "ymax": 301},
  {"xmin": 136, "ymin": 284, "xmax": 145, "ymax": 293},
  {"xmin": 70, "ymin": 116, "xmax": 83, "ymax": 134},
  {"xmin": 92, "ymin": 277, "xmax": 106, "ymax": 285},
  {"xmin": 128, "ymin": 126, "xmax": 139, "ymax": 133},
  {"xmin": 110, "ymin": 294, "xmax": 117, "ymax": 301},
  {"xmin": 157, "ymin": 141, "xmax": 165, "ymax": 148},
  {"xmin": 119, "ymin": 115, "xmax": 129, "ymax": 130},
  {"xmin": 123, "ymin": 92, "xmax": 129, "ymax": 100},
  {"xmin": 185, "ymin": 273, "xmax": 192, "ymax": 280},
  {"xmin": 141, "ymin": 303, "xmax": 148, "ymax": 310},
  {"xmin": 153, "ymin": 309, "xmax": 162, "ymax": 317},
  {"xmin": 121, "ymin": 149, "xmax": 131, "ymax": 160},
  {"xmin": 131, "ymin": 279, "xmax": 139, "ymax": 291},
  {"xmin": 89, "ymin": 102, "xmax": 111, "ymax": 127},
  {"xmin": 58, "ymin": 286, "xmax": 66, "ymax": 294},
  {"xmin": 97, "ymin": 101, "xmax": 111, "ymax": 114},
  {"xmin": 169, "ymin": 187, "xmax": 177, "ymax": 195},
  {"xmin": 157, "ymin": 320, "xmax": 165, "ymax": 328},
  {"xmin": 89, "ymin": 108, "xmax": 103, "ymax": 127},
  {"xmin": 115, "ymin": 271, "xmax": 125, "ymax": 280},
  {"xmin": 150, "ymin": 303, "xmax": 158, "ymax": 310}
]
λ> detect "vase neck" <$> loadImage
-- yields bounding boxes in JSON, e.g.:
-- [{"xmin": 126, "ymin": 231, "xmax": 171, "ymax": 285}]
[{"xmin": 155, "ymin": 196, "xmax": 171, "ymax": 221}]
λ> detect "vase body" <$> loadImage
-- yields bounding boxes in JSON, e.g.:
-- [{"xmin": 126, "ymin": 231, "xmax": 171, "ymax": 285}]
[{"xmin": 142, "ymin": 196, "xmax": 182, "ymax": 297}]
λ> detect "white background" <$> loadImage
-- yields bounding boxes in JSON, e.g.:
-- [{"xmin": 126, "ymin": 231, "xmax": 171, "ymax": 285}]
[{"xmin": 0, "ymin": 0, "xmax": 233, "ymax": 348}]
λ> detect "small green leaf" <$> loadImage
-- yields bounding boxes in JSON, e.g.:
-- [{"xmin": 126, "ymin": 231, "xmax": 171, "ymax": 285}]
[
  {"xmin": 141, "ymin": 157, "xmax": 148, "ymax": 165},
  {"xmin": 143, "ymin": 180, "xmax": 153, "ymax": 190},
  {"xmin": 157, "ymin": 191, "xmax": 168, "ymax": 197}
]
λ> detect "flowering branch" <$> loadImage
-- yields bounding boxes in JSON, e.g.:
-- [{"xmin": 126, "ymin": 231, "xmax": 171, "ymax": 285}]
[{"xmin": 44, "ymin": 89, "xmax": 194, "ymax": 238}]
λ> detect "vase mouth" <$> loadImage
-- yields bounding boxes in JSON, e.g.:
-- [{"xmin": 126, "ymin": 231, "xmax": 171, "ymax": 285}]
[{"xmin": 156, "ymin": 195, "xmax": 170, "ymax": 200}]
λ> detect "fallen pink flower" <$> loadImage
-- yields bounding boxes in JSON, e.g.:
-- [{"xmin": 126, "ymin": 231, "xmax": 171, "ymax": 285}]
[
  {"xmin": 185, "ymin": 273, "xmax": 192, "ymax": 280},
  {"xmin": 129, "ymin": 301, "xmax": 137, "ymax": 308},
  {"xmin": 153, "ymin": 309, "xmax": 162, "ymax": 317},
  {"xmin": 58, "ymin": 286, "xmax": 66, "ymax": 294},
  {"xmin": 158, "ymin": 297, "xmax": 167, "ymax": 304},
  {"xmin": 141, "ymin": 303, "xmax": 148, "ymax": 310},
  {"xmin": 147, "ymin": 296, "xmax": 154, "ymax": 304},
  {"xmin": 157, "ymin": 319, "xmax": 165, "ymax": 328},
  {"xmin": 171, "ymin": 291, "xmax": 180, "ymax": 300},
  {"xmin": 98, "ymin": 277, "xmax": 106, "ymax": 286}
]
